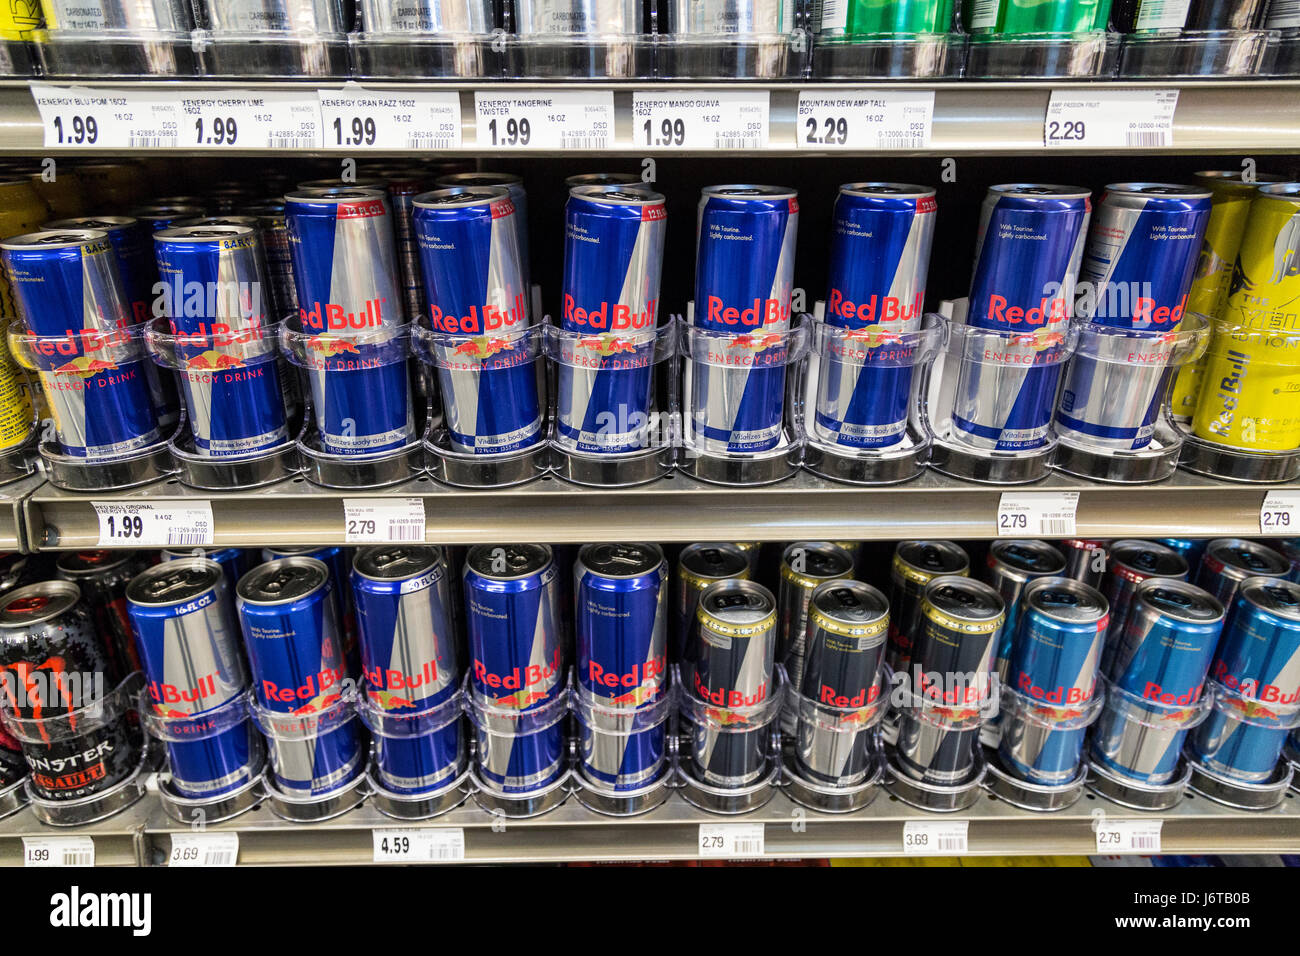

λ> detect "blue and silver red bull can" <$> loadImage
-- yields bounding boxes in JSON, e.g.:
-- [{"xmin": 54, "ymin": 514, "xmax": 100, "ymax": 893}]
[
  {"xmin": 954, "ymin": 184, "xmax": 1091, "ymax": 451},
  {"xmin": 262, "ymin": 545, "xmax": 358, "ymax": 675},
  {"xmin": 283, "ymin": 186, "xmax": 412, "ymax": 456},
  {"xmin": 1056, "ymin": 184, "xmax": 1212, "ymax": 451},
  {"xmin": 163, "ymin": 547, "xmax": 254, "ymax": 597},
  {"xmin": 816, "ymin": 183, "xmax": 936, "ymax": 450},
  {"xmin": 998, "ymin": 577, "xmax": 1106, "ymax": 785},
  {"xmin": 1159, "ymin": 538, "xmax": 1208, "ymax": 571},
  {"xmin": 1191, "ymin": 578, "xmax": 1300, "ymax": 783},
  {"xmin": 1099, "ymin": 539, "xmax": 1189, "ymax": 660},
  {"xmin": 691, "ymin": 184, "xmax": 799, "ymax": 454},
  {"xmin": 352, "ymin": 546, "xmax": 462, "ymax": 794},
  {"xmin": 154, "ymin": 225, "xmax": 289, "ymax": 459},
  {"xmin": 1275, "ymin": 539, "xmax": 1300, "ymax": 583},
  {"xmin": 130, "ymin": 204, "xmax": 206, "ymax": 233},
  {"xmin": 412, "ymin": 186, "xmax": 539, "ymax": 456},
  {"xmin": 0, "ymin": 229, "xmax": 161, "ymax": 458},
  {"xmin": 126, "ymin": 558, "xmax": 260, "ymax": 799},
  {"xmin": 434, "ymin": 172, "xmax": 529, "ymax": 290},
  {"xmin": 236, "ymin": 557, "xmax": 364, "ymax": 796},
  {"xmin": 1196, "ymin": 538, "xmax": 1291, "ymax": 610},
  {"xmin": 559, "ymin": 185, "xmax": 666, "ymax": 455},
  {"xmin": 984, "ymin": 539, "xmax": 1067, "ymax": 683}
]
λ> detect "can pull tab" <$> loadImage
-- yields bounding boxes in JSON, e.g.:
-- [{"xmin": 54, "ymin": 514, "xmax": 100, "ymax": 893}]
[
  {"xmin": 920, "ymin": 546, "xmax": 945, "ymax": 571},
  {"xmin": 1150, "ymin": 587, "xmax": 1193, "ymax": 609},
  {"xmin": 1133, "ymin": 551, "xmax": 1161, "ymax": 572},
  {"xmin": 1036, "ymin": 588, "xmax": 1080, "ymax": 608},
  {"xmin": 829, "ymin": 587, "xmax": 860, "ymax": 608},
  {"xmin": 715, "ymin": 593, "xmax": 758, "ymax": 611},
  {"xmin": 937, "ymin": 584, "xmax": 977, "ymax": 607},
  {"xmin": 1232, "ymin": 548, "xmax": 1271, "ymax": 571},
  {"xmin": 146, "ymin": 569, "xmax": 205, "ymax": 600},
  {"xmin": 1264, "ymin": 585, "xmax": 1300, "ymax": 608}
]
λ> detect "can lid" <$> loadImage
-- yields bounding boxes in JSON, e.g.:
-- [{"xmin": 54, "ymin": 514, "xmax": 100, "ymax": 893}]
[
  {"xmin": 1239, "ymin": 578, "xmax": 1300, "ymax": 623},
  {"xmin": 781, "ymin": 542, "xmax": 854, "ymax": 584},
  {"xmin": 262, "ymin": 546, "xmax": 324, "ymax": 557},
  {"xmin": 237, "ymin": 557, "xmax": 329, "ymax": 605},
  {"xmin": 284, "ymin": 187, "xmax": 387, "ymax": 204},
  {"xmin": 353, "ymin": 546, "xmax": 441, "ymax": 581},
  {"xmin": 130, "ymin": 205, "xmax": 205, "ymax": 218},
  {"xmin": 1194, "ymin": 170, "xmax": 1287, "ymax": 189},
  {"xmin": 578, "ymin": 543, "xmax": 663, "ymax": 579},
  {"xmin": 1108, "ymin": 540, "xmax": 1187, "ymax": 579},
  {"xmin": 1258, "ymin": 183, "xmax": 1300, "ymax": 200},
  {"xmin": 702, "ymin": 184, "xmax": 797, "ymax": 201},
  {"xmin": 568, "ymin": 184, "xmax": 666, "ymax": 205},
  {"xmin": 679, "ymin": 543, "xmax": 750, "ymax": 581},
  {"xmin": 296, "ymin": 178, "xmax": 385, "ymax": 191},
  {"xmin": 43, "ymin": 216, "xmax": 137, "ymax": 232},
  {"xmin": 0, "ymin": 581, "xmax": 81, "ymax": 627},
  {"xmin": 126, "ymin": 559, "xmax": 223, "ymax": 607},
  {"xmin": 412, "ymin": 186, "xmax": 511, "ymax": 210},
  {"xmin": 172, "ymin": 216, "xmax": 261, "ymax": 231},
  {"xmin": 810, "ymin": 580, "xmax": 889, "ymax": 636},
  {"xmin": 1102, "ymin": 182, "xmax": 1212, "ymax": 200},
  {"xmin": 55, "ymin": 550, "xmax": 131, "ymax": 576},
  {"xmin": 840, "ymin": 182, "xmax": 936, "ymax": 199},
  {"xmin": 989, "ymin": 184, "xmax": 1090, "ymax": 199},
  {"xmin": 1024, "ymin": 577, "xmax": 1108, "ymax": 624},
  {"xmin": 1136, "ymin": 578, "xmax": 1225, "ymax": 623},
  {"xmin": 243, "ymin": 200, "xmax": 286, "ymax": 216},
  {"xmin": 154, "ymin": 225, "xmax": 257, "ymax": 243},
  {"xmin": 698, "ymin": 579, "xmax": 776, "ymax": 627},
  {"xmin": 0, "ymin": 228, "xmax": 110, "ymax": 250},
  {"xmin": 435, "ymin": 172, "xmax": 523, "ymax": 188},
  {"xmin": 894, "ymin": 541, "xmax": 970, "ymax": 584},
  {"xmin": 1205, "ymin": 538, "xmax": 1290, "ymax": 578},
  {"xmin": 565, "ymin": 173, "xmax": 642, "ymax": 188},
  {"xmin": 989, "ymin": 540, "xmax": 1067, "ymax": 578},
  {"xmin": 466, "ymin": 544, "xmax": 552, "ymax": 580},
  {"xmin": 922, "ymin": 576, "xmax": 1005, "ymax": 624}
]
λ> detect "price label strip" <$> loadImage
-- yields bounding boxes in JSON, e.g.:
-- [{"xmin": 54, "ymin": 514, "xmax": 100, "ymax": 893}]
[
  {"xmin": 32, "ymin": 84, "xmax": 181, "ymax": 149},
  {"xmin": 169, "ymin": 833, "xmax": 239, "ymax": 867},
  {"xmin": 474, "ymin": 91, "xmax": 614, "ymax": 150},
  {"xmin": 632, "ymin": 90, "xmax": 770, "ymax": 150},
  {"xmin": 796, "ymin": 90, "xmax": 935, "ymax": 150},
  {"xmin": 1095, "ymin": 818, "xmax": 1162, "ymax": 855},
  {"xmin": 373, "ymin": 828, "xmax": 465, "ymax": 862},
  {"xmin": 1261, "ymin": 490, "xmax": 1300, "ymax": 535},
  {"xmin": 319, "ymin": 87, "xmax": 462, "ymax": 150},
  {"xmin": 997, "ymin": 491, "xmax": 1080, "ymax": 537},
  {"xmin": 343, "ymin": 497, "xmax": 426, "ymax": 544},
  {"xmin": 697, "ymin": 823, "xmax": 765, "ymax": 858},
  {"xmin": 178, "ymin": 91, "xmax": 322, "ymax": 150},
  {"xmin": 23, "ymin": 836, "xmax": 94, "ymax": 867},
  {"xmin": 903, "ymin": 820, "xmax": 968, "ymax": 856},
  {"xmin": 93, "ymin": 500, "xmax": 215, "ymax": 547},
  {"xmin": 1044, "ymin": 89, "xmax": 1179, "ymax": 149}
]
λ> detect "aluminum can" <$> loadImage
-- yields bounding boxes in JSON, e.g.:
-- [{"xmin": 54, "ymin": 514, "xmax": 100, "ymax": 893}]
[
  {"xmin": 885, "ymin": 539, "xmax": 969, "ymax": 674},
  {"xmin": 1196, "ymin": 537, "xmax": 1291, "ymax": 608},
  {"xmin": 674, "ymin": 542, "xmax": 750, "ymax": 662},
  {"xmin": 984, "ymin": 539, "xmax": 1067, "ymax": 682}
]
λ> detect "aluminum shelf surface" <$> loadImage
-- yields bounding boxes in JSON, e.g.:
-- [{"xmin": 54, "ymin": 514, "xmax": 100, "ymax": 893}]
[{"xmin": 0, "ymin": 473, "xmax": 41, "ymax": 552}]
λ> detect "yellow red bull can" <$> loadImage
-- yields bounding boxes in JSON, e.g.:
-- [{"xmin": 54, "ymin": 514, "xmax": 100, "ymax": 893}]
[
  {"xmin": 1192, "ymin": 182, "xmax": 1300, "ymax": 452},
  {"xmin": 0, "ymin": 178, "xmax": 51, "ymax": 319},
  {"xmin": 28, "ymin": 168, "xmax": 87, "ymax": 220},
  {"xmin": 0, "ymin": 0, "xmax": 41, "ymax": 40},
  {"xmin": 0, "ymin": 317, "xmax": 34, "ymax": 453}
]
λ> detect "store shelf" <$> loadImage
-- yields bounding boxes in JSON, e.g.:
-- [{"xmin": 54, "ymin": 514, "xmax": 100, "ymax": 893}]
[
  {"xmin": 2, "ymin": 78, "xmax": 1299, "ymax": 156},
  {"xmin": 0, "ymin": 794, "xmax": 149, "ymax": 866},
  {"xmin": 0, "ymin": 473, "xmax": 41, "ymax": 552}
]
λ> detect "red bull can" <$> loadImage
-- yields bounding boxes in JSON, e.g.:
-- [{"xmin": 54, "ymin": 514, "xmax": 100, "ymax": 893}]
[
  {"xmin": 984, "ymin": 539, "xmax": 1068, "ymax": 682},
  {"xmin": 885, "ymin": 540, "xmax": 970, "ymax": 674},
  {"xmin": 674, "ymin": 542, "xmax": 751, "ymax": 662},
  {"xmin": 434, "ymin": 172, "xmax": 529, "ymax": 290},
  {"xmin": 1196, "ymin": 538, "xmax": 1291, "ymax": 610},
  {"xmin": 1061, "ymin": 538, "xmax": 1108, "ymax": 587},
  {"xmin": 777, "ymin": 541, "xmax": 855, "ymax": 701},
  {"xmin": 1099, "ymin": 539, "xmax": 1189, "ymax": 663}
]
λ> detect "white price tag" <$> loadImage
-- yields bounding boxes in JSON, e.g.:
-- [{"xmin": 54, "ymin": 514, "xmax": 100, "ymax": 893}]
[
  {"xmin": 1045, "ymin": 89, "xmax": 1179, "ymax": 149},
  {"xmin": 1095, "ymin": 819, "xmax": 1162, "ymax": 855},
  {"xmin": 373, "ymin": 828, "xmax": 465, "ymax": 862},
  {"xmin": 697, "ymin": 823, "xmax": 765, "ymax": 858},
  {"xmin": 997, "ymin": 491, "xmax": 1080, "ymax": 537},
  {"xmin": 93, "ymin": 501, "xmax": 215, "ymax": 547},
  {"xmin": 632, "ymin": 90, "xmax": 770, "ymax": 150},
  {"xmin": 177, "ymin": 90, "xmax": 322, "ymax": 150},
  {"xmin": 168, "ymin": 833, "xmax": 239, "ymax": 867},
  {"xmin": 796, "ymin": 90, "xmax": 934, "ymax": 150},
  {"xmin": 319, "ymin": 87, "xmax": 461, "ymax": 151},
  {"xmin": 475, "ymin": 91, "xmax": 613, "ymax": 150},
  {"xmin": 903, "ymin": 820, "xmax": 968, "ymax": 855},
  {"xmin": 343, "ymin": 497, "xmax": 426, "ymax": 543},
  {"xmin": 32, "ymin": 84, "xmax": 180, "ymax": 149},
  {"xmin": 23, "ymin": 836, "xmax": 94, "ymax": 867},
  {"xmin": 1261, "ymin": 490, "xmax": 1300, "ymax": 535}
]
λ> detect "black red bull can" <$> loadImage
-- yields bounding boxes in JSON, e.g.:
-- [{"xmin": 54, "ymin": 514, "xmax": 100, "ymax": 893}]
[
  {"xmin": 777, "ymin": 541, "xmax": 855, "ymax": 705},
  {"xmin": 984, "ymin": 539, "xmax": 1067, "ymax": 682},
  {"xmin": 674, "ymin": 542, "xmax": 750, "ymax": 663},
  {"xmin": 885, "ymin": 540, "xmax": 970, "ymax": 674}
]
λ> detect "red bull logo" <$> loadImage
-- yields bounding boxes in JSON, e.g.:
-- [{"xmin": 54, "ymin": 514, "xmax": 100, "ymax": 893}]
[
  {"xmin": 31, "ymin": 327, "xmax": 130, "ymax": 359},
  {"xmin": 1130, "ymin": 295, "xmax": 1185, "ymax": 327},
  {"xmin": 819, "ymin": 684, "xmax": 880, "ymax": 708},
  {"xmin": 693, "ymin": 669, "xmax": 767, "ymax": 708},
  {"xmin": 1017, "ymin": 672, "xmax": 1095, "ymax": 705},
  {"xmin": 984, "ymin": 294, "xmax": 1069, "ymax": 327},
  {"xmin": 364, "ymin": 659, "xmax": 441, "ymax": 707},
  {"xmin": 300, "ymin": 297, "xmax": 387, "ymax": 332},
  {"xmin": 429, "ymin": 294, "xmax": 528, "ymax": 334},
  {"xmin": 1143, "ymin": 681, "xmax": 1203, "ymax": 706},
  {"xmin": 1212, "ymin": 659, "xmax": 1300, "ymax": 705},
  {"xmin": 587, "ymin": 657, "xmax": 666, "ymax": 693},
  {"xmin": 843, "ymin": 327, "xmax": 904, "ymax": 349},
  {"xmin": 148, "ymin": 673, "xmax": 223, "ymax": 709},
  {"xmin": 577, "ymin": 334, "xmax": 638, "ymax": 357},
  {"xmin": 473, "ymin": 644, "xmax": 562, "ymax": 700},
  {"xmin": 706, "ymin": 296, "xmax": 790, "ymax": 328},
  {"xmin": 562, "ymin": 295, "xmax": 656, "ymax": 332},
  {"xmin": 184, "ymin": 349, "xmax": 246, "ymax": 371},
  {"xmin": 168, "ymin": 321, "xmax": 270, "ymax": 348},
  {"xmin": 728, "ymin": 331, "xmax": 783, "ymax": 352},
  {"xmin": 452, "ymin": 336, "xmax": 514, "ymax": 359},
  {"xmin": 826, "ymin": 290, "xmax": 923, "ymax": 326},
  {"xmin": 52, "ymin": 355, "xmax": 118, "ymax": 379},
  {"xmin": 306, "ymin": 335, "xmax": 362, "ymax": 356},
  {"xmin": 261, "ymin": 665, "xmax": 345, "ymax": 710}
]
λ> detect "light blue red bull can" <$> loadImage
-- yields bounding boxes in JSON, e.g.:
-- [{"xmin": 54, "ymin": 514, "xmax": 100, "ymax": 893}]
[
  {"xmin": 816, "ymin": 183, "xmax": 936, "ymax": 450},
  {"xmin": 1099, "ymin": 539, "xmax": 1189, "ymax": 660},
  {"xmin": 691, "ymin": 184, "xmax": 799, "ymax": 454},
  {"xmin": 559, "ymin": 186, "xmax": 666, "ymax": 455}
]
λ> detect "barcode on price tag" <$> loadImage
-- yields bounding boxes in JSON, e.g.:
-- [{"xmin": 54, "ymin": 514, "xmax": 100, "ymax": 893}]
[
  {"xmin": 997, "ymin": 492, "xmax": 1079, "ymax": 537},
  {"xmin": 343, "ymin": 498, "xmax": 426, "ymax": 543},
  {"xmin": 796, "ymin": 90, "xmax": 934, "ymax": 150},
  {"xmin": 373, "ymin": 828, "xmax": 465, "ymax": 862},
  {"xmin": 1260, "ymin": 490, "xmax": 1300, "ymax": 535},
  {"xmin": 169, "ymin": 833, "xmax": 239, "ymax": 867},
  {"xmin": 698, "ymin": 823, "xmax": 765, "ymax": 858},
  {"xmin": 319, "ymin": 87, "xmax": 461, "ymax": 150},
  {"xmin": 632, "ymin": 90, "xmax": 770, "ymax": 150},
  {"xmin": 475, "ymin": 91, "xmax": 613, "ymax": 149},
  {"xmin": 23, "ymin": 836, "xmax": 94, "ymax": 867},
  {"xmin": 1095, "ymin": 819, "xmax": 1162, "ymax": 854},
  {"xmin": 93, "ymin": 501, "xmax": 215, "ymax": 547},
  {"xmin": 903, "ymin": 820, "xmax": 968, "ymax": 855},
  {"xmin": 177, "ymin": 91, "xmax": 322, "ymax": 150},
  {"xmin": 1044, "ymin": 89, "xmax": 1179, "ymax": 149},
  {"xmin": 32, "ymin": 84, "xmax": 180, "ymax": 149}
]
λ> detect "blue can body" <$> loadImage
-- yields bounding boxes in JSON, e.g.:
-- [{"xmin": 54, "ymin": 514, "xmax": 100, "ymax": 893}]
[
  {"xmin": 263, "ymin": 545, "xmax": 358, "ymax": 677},
  {"xmin": 434, "ymin": 173, "xmax": 529, "ymax": 291},
  {"xmin": 475, "ymin": 721, "xmax": 565, "ymax": 793},
  {"xmin": 162, "ymin": 547, "xmax": 254, "ymax": 598},
  {"xmin": 1106, "ymin": 579, "xmax": 1222, "ymax": 704},
  {"xmin": 1159, "ymin": 538, "xmax": 1208, "ymax": 570}
]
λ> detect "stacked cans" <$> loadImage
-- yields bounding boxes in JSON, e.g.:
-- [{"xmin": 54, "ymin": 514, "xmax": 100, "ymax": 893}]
[
  {"xmin": 984, "ymin": 539, "xmax": 1067, "ymax": 682},
  {"xmin": 777, "ymin": 541, "xmax": 855, "ymax": 727},
  {"xmin": 1196, "ymin": 538, "xmax": 1291, "ymax": 608},
  {"xmin": 674, "ymin": 542, "xmax": 751, "ymax": 662},
  {"xmin": 885, "ymin": 539, "xmax": 970, "ymax": 675}
]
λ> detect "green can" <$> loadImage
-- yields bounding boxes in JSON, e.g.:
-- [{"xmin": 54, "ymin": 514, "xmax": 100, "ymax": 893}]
[
  {"xmin": 964, "ymin": 0, "xmax": 1112, "ymax": 34},
  {"xmin": 814, "ymin": 0, "xmax": 955, "ymax": 36}
]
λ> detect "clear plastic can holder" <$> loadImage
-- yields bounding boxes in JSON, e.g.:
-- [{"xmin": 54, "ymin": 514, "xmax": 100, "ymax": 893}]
[
  {"xmin": 1053, "ymin": 315, "xmax": 1209, "ymax": 484},
  {"xmin": 505, "ymin": 0, "xmax": 651, "ymax": 78},
  {"xmin": 800, "ymin": 312, "xmax": 944, "ymax": 485},
  {"xmin": 2, "ymin": 672, "xmax": 153, "ymax": 826},
  {"xmin": 884, "ymin": 689, "xmax": 989, "ymax": 812},
  {"xmin": 1177, "ymin": 324, "xmax": 1300, "ymax": 484},
  {"xmin": 350, "ymin": 0, "xmax": 500, "ymax": 80},
  {"xmin": 33, "ymin": 0, "xmax": 197, "ymax": 76},
  {"xmin": 467, "ymin": 686, "xmax": 571, "ymax": 819},
  {"xmin": 1184, "ymin": 680, "xmax": 1300, "ymax": 811},
  {"xmin": 811, "ymin": 31, "xmax": 965, "ymax": 78},
  {"xmin": 192, "ymin": 0, "xmax": 348, "ymax": 77},
  {"xmin": 0, "ymin": 32, "xmax": 36, "ymax": 76},
  {"xmin": 414, "ymin": 323, "xmax": 549, "ymax": 489},
  {"xmin": 984, "ymin": 684, "xmax": 1105, "ymax": 812},
  {"xmin": 655, "ymin": 20, "xmax": 810, "ymax": 79},
  {"xmin": 546, "ymin": 320, "xmax": 676, "ymax": 488},
  {"xmin": 0, "ymin": 400, "xmax": 42, "ymax": 487},
  {"xmin": 145, "ymin": 317, "xmax": 301, "ymax": 490},
  {"xmin": 679, "ymin": 317, "xmax": 808, "ymax": 487},
  {"xmin": 675, "ymin": 665, "xmax": 785, "ymax": 815},
  {"xmin": 143, "ymin": 693, "xmax": 266, "ymax": 825},
  {"xmin": 0, "ymin": 773, "xmax": 28, "ymax": 820},
  {"xmin": 247, "ymin": 688, "xmax": 368, "ymax": 823},
  {"xmin": 928, "ymin": 319, "xmax": 1079, "ymax": 485},
  {"xmin": 1085, "ymin": 675, "xmax": 1213, "ymax": 811},
  {"xmin": 357, "ymin": 688, "xmax": 471, "ymax": 821},
  {"xmin": 281, "ymin": 318, "xmax": 423, "ymax": 489},
  {"xmin": 571, "ymin": 679, "xmax": 676, "ymax": 817},
  {"xmin": 8, "ymin": 324, "xmax": 176, "ymax": 491},
  {"xmin": 783, "ymin": 689, "xmax": 886, "ymax": 814},
  {"xmin": 963, "ymin": 30, "xmax": 1120, "ymax": 78},
  {"xmin": 1117, "ymin": 28, "xmax": 1273, "ymax": 77},
  {"xmin": 1264, "ymin": 29, "xmax": 1300, "ymax": 75}
]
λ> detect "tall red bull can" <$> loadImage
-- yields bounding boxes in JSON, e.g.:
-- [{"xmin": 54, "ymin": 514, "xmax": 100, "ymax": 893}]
[
  {"xmin": 885, "ymin": 539, "xmax": 970, "ymax": 674},
  {"xmin": 777, "ymin": 541, "xmax": 855, "ymax": 704},
  {"xmin": 674, "ymin": 542, "xmax": 751, "ymax": 662},
  {"xmin": 1196, "ymin": 538, "xmax": 1291, "ymax": 609},
  {"xmin": 434, "ymin": 172, "xmax": 529, "ymax": 290},
  {"xmin": 1098, "ymin": 539, "xmax": 1189, "ymax": 662}
]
